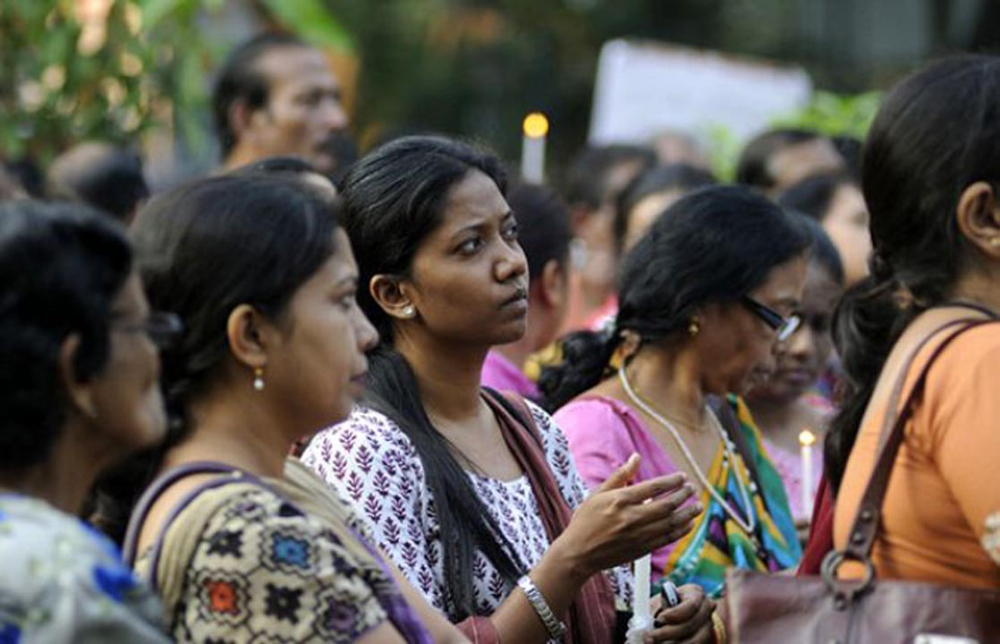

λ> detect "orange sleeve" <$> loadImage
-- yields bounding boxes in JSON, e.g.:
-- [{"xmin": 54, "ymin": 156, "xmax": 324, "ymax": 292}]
[{"xmin": 926, "ymin": 326, "xmax": 1000, "ymax": 565}]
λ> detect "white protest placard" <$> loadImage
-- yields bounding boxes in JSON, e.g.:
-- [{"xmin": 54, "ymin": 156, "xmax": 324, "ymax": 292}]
[{"xmin": 588, "ymin": 39, "xmax": 813, "ymax": 146}]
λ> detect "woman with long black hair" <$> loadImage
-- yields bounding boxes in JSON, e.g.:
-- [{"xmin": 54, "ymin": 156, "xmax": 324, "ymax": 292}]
[
  {"xmin": 822, "ymin": 56, "xmax": 1000, "ymax": 588},
  {"xmin": 304, "ymin": 135, "xmax": 714, "ymax": 643}
]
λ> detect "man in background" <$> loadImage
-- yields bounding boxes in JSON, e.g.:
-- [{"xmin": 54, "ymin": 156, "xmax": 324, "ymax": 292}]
[
  {"xmin": 213, "ymin": 33, "xmax": 355, "ymax": 181},
  {"xmin": 735, "ymin": 128, "xmax": 844, "ymax": 197}
]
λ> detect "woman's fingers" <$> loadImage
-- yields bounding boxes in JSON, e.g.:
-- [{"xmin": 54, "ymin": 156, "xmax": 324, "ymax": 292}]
[
  {"xmin": 616, "ymin": 472, "xmax": 689, "ymax": 504},
  {"xmin": 675, "ymin": 623, "xmax": 715, "ymax": 644},
  {"xmin": 562, "ymin": 468, "xmax": 702, "ymax": 572},
  {"xmin": 626, "ymin": 485, "xmax": 700, "ymax": 535},
  {"xmin": 634, "ymin": 500, "xmax": 703, "ymax": 548},
  {"xmin": 646, "ymin": 587, "xmax": 714, "ymax": 643},
  {"xmin": 595, "ymin": 453, "xmax": 642, "ymax": 493}
]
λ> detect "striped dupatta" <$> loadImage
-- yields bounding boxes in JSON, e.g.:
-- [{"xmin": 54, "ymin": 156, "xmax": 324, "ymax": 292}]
[{"xmin": 658, "ymin": 396, "xmax": 802, "ymax": 598}]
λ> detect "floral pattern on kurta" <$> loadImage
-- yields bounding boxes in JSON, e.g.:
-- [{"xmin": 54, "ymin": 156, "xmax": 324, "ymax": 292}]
[{"xmin": 301, "ymin": 400, "xmax": 632, "ymax": 621}]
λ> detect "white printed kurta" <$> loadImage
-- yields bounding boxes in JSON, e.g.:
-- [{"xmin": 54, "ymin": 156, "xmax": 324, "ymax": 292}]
[{"xmin": 301, "ymin": 400, "xmax": 631, "ymax": 620}]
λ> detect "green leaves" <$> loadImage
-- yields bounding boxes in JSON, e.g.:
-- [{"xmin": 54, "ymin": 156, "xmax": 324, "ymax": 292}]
[
  {"xmin": 259, "ymin": 0, "xmax": 353, "ymax": 51},
  {"xmin": 772, "ymin": 91, "xmax": 881, "ymax": 140},
  {"xmin": 0, "ymin": 0, "xmax": 350, "ymax": 165},
  {"xmin": 137, "ymin": 0, "xmax": 198, "ymax": 30}
]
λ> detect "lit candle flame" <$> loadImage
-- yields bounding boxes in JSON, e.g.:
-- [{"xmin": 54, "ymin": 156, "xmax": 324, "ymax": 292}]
[
  {"xmin": 523, "ymin": 112, "xmax": 549, "ymax": 139},
  {"xmin": 799, "ymin": 429, "xmax": 816, "ymax": 447}
]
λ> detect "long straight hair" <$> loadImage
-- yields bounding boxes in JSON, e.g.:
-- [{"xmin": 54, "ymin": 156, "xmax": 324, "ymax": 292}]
[{"xmin": 340, "ymin": 135, "xmax": 526, "ymax": 619}]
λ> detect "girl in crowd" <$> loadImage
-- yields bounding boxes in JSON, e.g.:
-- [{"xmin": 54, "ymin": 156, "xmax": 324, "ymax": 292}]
[
  {"xmin": 584, "ymin": 164, "xmax": 716, "ymax": 332},
  {"xmin": 745, "ymin": 216, "xmax": 844, "ymax": 525},
  {"xmin": 108, "ymin": 173, "xmax": 464, "ymax": 642},
  {"xmin": 0, "ymin": 201, "xmax": 170, "ymax": 641},
  {"xmin": 824, "ymin": 56, "xmax": 1000, "ymax": 586},
  {"xmin": 303, "ymin": 136, "xmax": 715, "ymax": 643},
  {"xmin": 614, "ymin": 164, "xmax": 716, "ymax": 257},
  {"xmin": 777, "ymin": 172, "xmax": 871, "ymax": 287},
  {"xmin": 543, "ymin": 186, "xmax": 806, "ymax": 598}
]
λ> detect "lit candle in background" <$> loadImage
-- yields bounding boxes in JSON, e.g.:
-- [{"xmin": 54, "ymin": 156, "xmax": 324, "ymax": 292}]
[
  {"xmin": 628, "ymin": 553, "xmax": 652, "ymax": 642},
  {"xmin": 799, "ymin": 429, "xmax": 817, "ymax": 517},
  {"xmin": 521, "ymin": 112, "xmax": 548, "ymax": 184}
]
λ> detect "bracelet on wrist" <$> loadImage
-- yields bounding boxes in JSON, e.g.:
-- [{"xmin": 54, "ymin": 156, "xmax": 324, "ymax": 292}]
[
  {"xmin": 516, "ymin": 575, "xmax": 567, "ymax": 639},
  {"xmin": 712, "ymin": 610, "xmax": 728, "ymax": 644}
]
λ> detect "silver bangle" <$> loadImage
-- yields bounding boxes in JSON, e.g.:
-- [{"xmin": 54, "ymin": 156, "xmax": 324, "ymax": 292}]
[{"xmin": 516, "ymin": 575, "xmax": 567, "ymax": 639}]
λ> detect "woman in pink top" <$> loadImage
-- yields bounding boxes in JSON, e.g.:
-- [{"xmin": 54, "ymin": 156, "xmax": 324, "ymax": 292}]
[{"xmin": 545, "ymin": 186, "xmax": 807, "ymax": 602}]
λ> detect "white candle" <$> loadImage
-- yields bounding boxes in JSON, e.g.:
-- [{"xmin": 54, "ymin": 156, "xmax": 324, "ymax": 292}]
[
  {"xmin": 799, "ymin": 429, "xmax": 817, "ymax": 517},
  {"xmin": 627, "ymin": 553, "xmax": 652, "ymax": 642},
  {"xmin": 521, "ymin": 112, "xmax": 548, "ymax": 184}
]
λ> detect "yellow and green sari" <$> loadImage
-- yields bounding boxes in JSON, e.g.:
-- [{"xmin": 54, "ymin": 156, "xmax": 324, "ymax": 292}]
[{"xmin": 657, "ymin": 396, "xmax": 801, "ymax": 598}]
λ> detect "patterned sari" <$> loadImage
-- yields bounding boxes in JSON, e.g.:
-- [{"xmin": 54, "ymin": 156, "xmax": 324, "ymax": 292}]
[{"xmin": 657, "ymin": 396, "xmax": 801, "ymax": 598}]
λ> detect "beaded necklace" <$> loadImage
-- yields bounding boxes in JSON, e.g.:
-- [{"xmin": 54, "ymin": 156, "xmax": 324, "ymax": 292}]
[{"xmin": 618, "ymin": 366, "xmax": 758, "ymax": 536}]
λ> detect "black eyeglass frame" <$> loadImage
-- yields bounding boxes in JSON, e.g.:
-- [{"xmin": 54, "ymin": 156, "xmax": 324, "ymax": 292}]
[
  {"xmin": 111, "ymin": 311, "xmax": 184, "ymax": 349},
  {"xmin": 741, "ymin": 296, "xmax": 801, "ymax": 342}
]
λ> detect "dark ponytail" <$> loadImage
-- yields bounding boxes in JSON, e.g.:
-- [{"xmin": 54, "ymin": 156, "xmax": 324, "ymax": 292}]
[
  {"xmin": 824, "ymin": 276, "xmax": 911, "ymax": 492},
  {"xmin": 539, "ymin": 328, "xmax": 621, "ymax": 412},
  {"xmin": 340, "ymin": 135, "xmax": 525, "ymax": 619},
  {"xmin": 363, "ymin": 347, "xmax": 526, "ymax": 618},
  {"xmin": 824, "ymin": 55, "xmax": 1000, "ymax": 494},
  {"xmin": 541, "ymin": 185, "xmax": 810, "ymax": 411}
]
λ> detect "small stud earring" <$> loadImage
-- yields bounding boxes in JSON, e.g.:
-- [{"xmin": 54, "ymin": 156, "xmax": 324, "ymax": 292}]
[
  {"xmin": 688, "ymin": 318, "xmax": 701, "ymax": 337},
  {"xmin": 402, "ymin": 305, "xmax": 415, "ymax": 318},
  {"xmin": 253, "ymin": 367, "xmax": 265, "ymax": 392},
  {"xmin": 81, "ymin": 403, "xmax": 99, "ymax": 421}
]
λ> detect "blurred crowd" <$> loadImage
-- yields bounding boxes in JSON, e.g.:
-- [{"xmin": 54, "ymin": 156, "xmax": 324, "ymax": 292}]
[{"xmin": 1, "ymin": 30, "xmax": 998, "ymax": 644}]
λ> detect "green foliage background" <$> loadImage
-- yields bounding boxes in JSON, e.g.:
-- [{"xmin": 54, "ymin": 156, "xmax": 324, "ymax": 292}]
[
  {"xmin": 0, "ymin": 0, "xmax": 897, "ymax": 178},
  {"xmin": 0, "ymin": 0, "xmax": 347, "ymax": 165}
]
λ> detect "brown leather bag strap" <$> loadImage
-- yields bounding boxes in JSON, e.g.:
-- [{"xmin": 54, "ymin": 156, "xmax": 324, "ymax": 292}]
[{"xmin": 843, "ymin": 319, "xmax": 992, "ymax": 561}]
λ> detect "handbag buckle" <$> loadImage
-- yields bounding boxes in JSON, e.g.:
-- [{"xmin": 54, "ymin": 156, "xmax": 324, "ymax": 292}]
[{"xmin": 820, "ymin": 550, "xmax": 876, "ymax": 609}]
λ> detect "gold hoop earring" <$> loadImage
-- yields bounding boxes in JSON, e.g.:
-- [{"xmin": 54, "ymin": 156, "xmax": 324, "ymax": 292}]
[{"xmin": 252, "ymin": 367, "xmax": 265, "ymax": 392}]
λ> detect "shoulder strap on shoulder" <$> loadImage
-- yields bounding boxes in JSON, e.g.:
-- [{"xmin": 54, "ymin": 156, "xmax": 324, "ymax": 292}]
[
  {"xmin": 122, "ymin": 461, "xmax": 292, "ymax": 589},
  {"xmin": 843, "ymin": 319, "xmax": 994, "ymax": 561}
]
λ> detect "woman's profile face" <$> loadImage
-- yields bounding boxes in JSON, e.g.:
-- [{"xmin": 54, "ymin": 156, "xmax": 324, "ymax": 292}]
[
  {"xmin": 88, "ymin": 273, "xmax": 167, "ymax": 452},
  {"xmin": 747, "ymin": 261, "xmax": 841, "ymax": 404},
  {"xmin": 623, "ymin": 188, "xmax": 686, "ymax": 253},
  {"xmin": 696, "ymin": 254, "xmax": 808, "ymax": 396},
  {"xmin": 403, "ymin": 170, "xmax": 529, "ymax": 348},
  {"xmin": 821, "ymin": 184, "xmax": 871, "ymax": 286},
  {"xmin": 265, "ymin": 229, "xmax": 379, "ymax": 431}
]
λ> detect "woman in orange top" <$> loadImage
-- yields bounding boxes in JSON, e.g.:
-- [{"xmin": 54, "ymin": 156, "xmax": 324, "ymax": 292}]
[{"xmin": 827, "ymin": 56, "xmax": 1000, "ymax": 587}]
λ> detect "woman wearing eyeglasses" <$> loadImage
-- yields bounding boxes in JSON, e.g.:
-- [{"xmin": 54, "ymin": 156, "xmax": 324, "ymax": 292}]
[
  {"xmin": 0, "ymin": 201, "xmax": 174, "ymax": 641},
  {"xmin": 744, "ymin": 216, "xmax": 845, "ymax": 528},
  {"xmin": 542, "ymin": 185, "xmax": 808, "ymax": 599}
]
